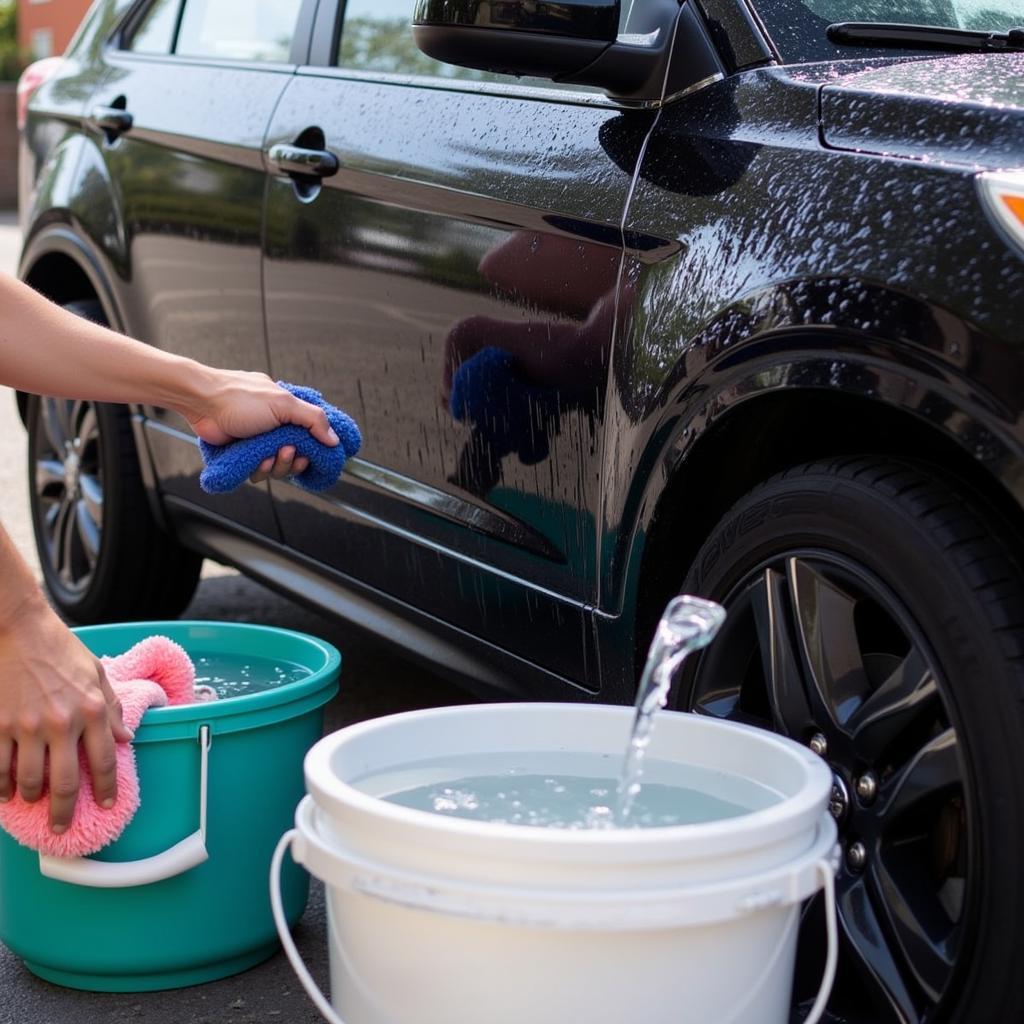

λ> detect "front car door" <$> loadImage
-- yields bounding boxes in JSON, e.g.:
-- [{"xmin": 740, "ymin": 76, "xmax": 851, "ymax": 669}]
[{"xmin": 262, "ymin": 0, "xmax": 650, "ymax": 693}]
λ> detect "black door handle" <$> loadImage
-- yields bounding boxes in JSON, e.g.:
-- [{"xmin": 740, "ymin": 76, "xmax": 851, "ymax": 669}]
[
  {"xmin": 90, "ymin": 105, "xmax": 133, "ymax": 141},
  {"xmin": 266, "ymin": 143, "xmax": 339, "ymax": 179}
]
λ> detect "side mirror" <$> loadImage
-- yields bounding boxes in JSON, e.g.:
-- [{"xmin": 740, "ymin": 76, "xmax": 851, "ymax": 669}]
[{"xmin": 412, "ymin": 0, "xmax": 723, "ymax": 104}]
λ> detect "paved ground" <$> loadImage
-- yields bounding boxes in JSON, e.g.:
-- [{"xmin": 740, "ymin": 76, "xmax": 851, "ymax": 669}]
[{"xmin": 0, "ymin": 213, "xmax": 476, "ymax": 1023}]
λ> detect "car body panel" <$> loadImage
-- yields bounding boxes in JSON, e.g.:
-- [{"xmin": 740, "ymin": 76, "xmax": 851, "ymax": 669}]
[
  {"xmin": 820, "ymin": 52, "xmax": 1024, "ymax": 167},
  {"xmin": 262, "ymin": 68, "xmax": 649, "ymax": 684}
]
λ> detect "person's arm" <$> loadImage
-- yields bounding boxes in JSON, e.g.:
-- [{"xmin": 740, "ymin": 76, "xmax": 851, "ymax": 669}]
[
  {"xmin": 0, "ymin": 272, "xmax": 348, "ymax": 828},
  {"xmin": 0, "ymin": 521, "xmax": 130, "ymax": 831},
  {"xmin": 0, "ymin": 272, "xmax": 339, "ymax": 478}
]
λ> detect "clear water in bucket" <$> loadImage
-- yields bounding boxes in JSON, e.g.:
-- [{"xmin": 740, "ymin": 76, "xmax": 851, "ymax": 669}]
[
  {"xmin": 373, "ymin": 596, "xmax": 729, "ymax": 830},
  {"xmin": 193, "ymin": 653, "xmax": 311, "ymax": 698},
  {"xmin": 369, "ymin": 749, "xmax": 776, "ymax": 831}
]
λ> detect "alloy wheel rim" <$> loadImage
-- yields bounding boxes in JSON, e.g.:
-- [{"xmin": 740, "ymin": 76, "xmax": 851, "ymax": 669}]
[
  {"xmin": 32, "ymin": 398, "xmax": 104, "ymax": 595},
  {"xmin": 685, "ymin": 551, "xmax": 972, "ymax": 1024}
]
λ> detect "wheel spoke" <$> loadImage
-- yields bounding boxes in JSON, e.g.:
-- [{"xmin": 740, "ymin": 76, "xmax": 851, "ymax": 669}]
[
  {"xmin": 690, "ymin": 696, "xmax": 766, "ymax": 728},
  {"xmin": 79, "ymin": 473, "xmax": 103, "ymax": 525},
  {"xmin": 787, "ymin": 557, "xmax": 870, "ymax": 733},
  {"xmin": 54, "ymin": 497, "xmax": 76, "ymax": 583},
  {"xmin": 65, "ymin": 399, "xmax": 87, "ymax": 439},
  {"xmin": 54, "ymin": 398, "xmax": 83, "ymax": 447},
  {"xmin": 749, "ymin": 567, "xmax": 813, "ymax": 737},
  {"xmin": 869, "ymin": 857, "xmax": 957, "ymax": 1005},
  {"xmin": 850, "ymin": 649, "xmax": 939, "ymax": 762},
  {"xmin": 877, "ymin": 728, "xmax": 960, "ymax": 825},
  {"xmin": 76, "ymin": 405, "xmax": 98, "ymax": 450},
  {"xmin": 41, "ymin": 397, "xmax": 68, "ymax": 452},
  {"xmin": 74, "ymin": 498, "xmax": 100, "ymax": 566},
  {"xmin": 837, "ymin": 873, "xmax": 920, "ymax": 1023},
  {"xmin": 34, "ymin": 458, "xmax": 65, "ymax": 499}
]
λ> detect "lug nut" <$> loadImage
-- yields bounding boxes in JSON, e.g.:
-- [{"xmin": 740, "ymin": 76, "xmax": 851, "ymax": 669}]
[
  {"xmin": 846, "ymin": 841, "xmax": 867, "ymax": 871},
  {"xmin": 809, "ymin": 733, "xmax": 828, "ymax": 758},
  {"xmin": 855, "ymin": 772, "xmax": 878, "ymax": 804}
]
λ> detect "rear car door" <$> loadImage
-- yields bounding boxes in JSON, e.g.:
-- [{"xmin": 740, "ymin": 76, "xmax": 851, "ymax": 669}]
[
  {"xmin": 81, "ymin": 0, "xmax": 314, "ymax": 536},
  {"xmin": 262, "ymin": 0, "xmax": 644, "ymax": 690}
]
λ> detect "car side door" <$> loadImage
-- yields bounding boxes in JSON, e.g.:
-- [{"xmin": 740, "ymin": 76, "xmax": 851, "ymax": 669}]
[
  {"xmin": 78, "ymin": 0, "xmax": 316, "ymax": 537},
  {"xmin": 261, "ymin": 0, "xmax": 647, "ymax": 692}
]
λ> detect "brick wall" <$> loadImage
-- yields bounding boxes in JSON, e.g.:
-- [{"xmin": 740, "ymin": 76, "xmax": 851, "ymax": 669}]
[{"xmin": 18, "ymin": 0, "xmax": 93, "ymax": 59}]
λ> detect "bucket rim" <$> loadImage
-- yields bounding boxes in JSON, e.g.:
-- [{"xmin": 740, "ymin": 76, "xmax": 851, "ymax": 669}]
[
  {"xmin": 73, "ymin": 620, "xmax": 341, "ymax": 727},
  {"xmin": 293, "ymin": 794, "xmax": 839, "ymax": 930},
  {"xmin": 303, "ymin": 703, "xmax": 833, "ymax": 860}
]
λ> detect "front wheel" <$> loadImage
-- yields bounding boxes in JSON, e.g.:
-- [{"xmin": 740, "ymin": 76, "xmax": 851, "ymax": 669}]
[
  {"xmin": 678, "ymin": 457, "xmax": 1024, "ymax": 1024},
  {"xmin": 26, "ymin": 302, "xmax": 202, "ymax": 623}
]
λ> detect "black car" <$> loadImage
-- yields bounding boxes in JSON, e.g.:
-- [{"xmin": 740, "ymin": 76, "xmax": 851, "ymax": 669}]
[{"xmin": 14, "ymin": 0, "xmax": 1024, "ymax": 1019}]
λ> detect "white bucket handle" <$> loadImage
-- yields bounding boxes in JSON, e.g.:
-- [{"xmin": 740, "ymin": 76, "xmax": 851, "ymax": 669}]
[
  {"xmin": 272, "ymin": 829, "xmax": 348, "ymax": 1024},
  {"xmin": 38, "ymin": 724, "xmax": 211, "ymax": 889},
  {"xmin": 270, "ymin": 828, "xmax": 839, "ymax": 1024}
]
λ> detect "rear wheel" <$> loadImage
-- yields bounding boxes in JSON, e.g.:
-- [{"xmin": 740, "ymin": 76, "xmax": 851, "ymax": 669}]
[
  {"xmin": 26, "ymin": 300, "xmax": 202, "ymax": 623},
  {"xmin": 678, "ymin": 457, "xmax": 1024, "ymax": 1024}
]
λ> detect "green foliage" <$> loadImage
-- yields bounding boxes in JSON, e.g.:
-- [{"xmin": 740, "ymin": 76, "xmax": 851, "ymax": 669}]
[{"xmin": 0, "ymin": 0, "xmax": 29, "ymax": 82}]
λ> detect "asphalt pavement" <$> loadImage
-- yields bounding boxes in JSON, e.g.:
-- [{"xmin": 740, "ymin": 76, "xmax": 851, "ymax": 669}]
[{"xmin": 0, "ymin": 213, "xmax": 476, "ymax": 1023}]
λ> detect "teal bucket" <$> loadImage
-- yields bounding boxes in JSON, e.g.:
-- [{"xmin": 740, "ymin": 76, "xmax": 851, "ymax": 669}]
[{"xmin": 0, "ymin": 621, "xmax": 340, "ymax": 992}]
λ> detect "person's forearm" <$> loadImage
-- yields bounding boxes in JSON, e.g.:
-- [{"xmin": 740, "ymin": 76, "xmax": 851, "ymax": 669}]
[
  {"xmin": 0, "ymin": 273, "xmax": 217, "ymax": 413},
  {"xmin": 0, "ymin": 518, "xmax": 49, "ymax": 628}
]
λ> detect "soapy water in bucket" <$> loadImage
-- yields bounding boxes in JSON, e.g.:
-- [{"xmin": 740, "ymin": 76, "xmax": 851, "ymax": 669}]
[
  {"xmin": 376, "ymin": 596, "xmax": 729, "ymax": 831},
  {"xmin": 370, "ymin": 749, "xmax": 776, "ymax": 829},
  {"xmin": 193, "ymin": 653, "xmax": 311, "ymax": 698}
]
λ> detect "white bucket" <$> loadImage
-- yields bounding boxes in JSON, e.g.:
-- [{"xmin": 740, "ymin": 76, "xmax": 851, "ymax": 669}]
[{"xmin": 271, "ymin": 704, "xmax": 840, "ymax": 1024}]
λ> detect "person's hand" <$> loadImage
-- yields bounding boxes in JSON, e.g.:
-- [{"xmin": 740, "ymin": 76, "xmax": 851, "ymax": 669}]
[
  {"xmin": 0, "ymin": 597, "xmax": 131, "ymax": 832},
  {"xmin": 248, "ymin": 445, "xmax": 309, "ymax": 484},
  {"xmin": 179, "ymin": 370, "xmax": 339, "ymax": 484}
]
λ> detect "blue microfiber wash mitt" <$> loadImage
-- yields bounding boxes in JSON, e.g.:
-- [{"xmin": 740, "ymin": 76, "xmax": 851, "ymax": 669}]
[{"xmin": 198, "ymin": 382, "xmax": 361, "ymax": 494}]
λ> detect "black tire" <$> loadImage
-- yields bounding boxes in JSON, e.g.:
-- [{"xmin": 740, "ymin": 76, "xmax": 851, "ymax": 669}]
[
  {"xmin": 26, "ymin": 300, "xmax": 202, "ymax": 624},
  {"xmin": 678, "ymin": 456, "xmax": 1024, "ymax": 1024}
]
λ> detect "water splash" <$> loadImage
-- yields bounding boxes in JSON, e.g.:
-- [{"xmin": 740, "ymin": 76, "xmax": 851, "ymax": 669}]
[{"xmin": 617, "ymin": 595, "xmax": 726, "ymax": 822}]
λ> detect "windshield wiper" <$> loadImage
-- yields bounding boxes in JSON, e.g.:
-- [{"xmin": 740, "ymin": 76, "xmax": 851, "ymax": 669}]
[{"xmin": 827, "ymin": 21, "xmax": 1024, "ymax": 52}]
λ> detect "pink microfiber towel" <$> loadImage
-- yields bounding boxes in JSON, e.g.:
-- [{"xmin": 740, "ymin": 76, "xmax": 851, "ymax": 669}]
[{"xmin": 0, "ymin": 635, "xmax": 215, "ymax": 858}]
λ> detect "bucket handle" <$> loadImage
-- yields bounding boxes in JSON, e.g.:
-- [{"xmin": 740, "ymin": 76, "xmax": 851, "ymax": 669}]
[
  {"xmin": 270, "ymin": 829, "xmax": 839, "ymax": 1024},
  {"xmin": 38, "ymin": 725, "xmax": 211, "ymax": 889},
  {"xmin": 802, "ymin": 860, "xmax": 838, "ymax": 1024},
  {"xmin": 272, "ymin": 829, "xmax": 349, "ymax": 1024}
]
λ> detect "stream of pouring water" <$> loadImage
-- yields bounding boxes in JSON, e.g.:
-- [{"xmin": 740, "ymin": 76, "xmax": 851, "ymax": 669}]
[{"xmin": 617, "ymin": 595, "xmax": 727, "ymax": 822}]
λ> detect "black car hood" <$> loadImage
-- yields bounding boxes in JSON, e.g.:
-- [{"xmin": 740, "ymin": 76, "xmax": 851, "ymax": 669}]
[{"xmin": 820, "ymin": 52, "xmax": 1024, "ymax": 168}]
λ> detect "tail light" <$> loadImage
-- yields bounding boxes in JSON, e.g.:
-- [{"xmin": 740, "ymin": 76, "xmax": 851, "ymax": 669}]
[
  {"xmin": 979, "ymin": 171, "xmax": 1024, "ymax": 254},
  {"xmin": 16, "ymin": 57, "xmax": 64, "ymax": 132}
]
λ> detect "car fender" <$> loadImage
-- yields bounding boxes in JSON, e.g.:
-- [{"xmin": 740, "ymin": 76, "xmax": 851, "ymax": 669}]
[
  {"xmin": 19, "ymin": 218, "xmax": 127, "ymax": 333},
  {"xmin": 602, "ymin": 276, "xmax": 1024, "ymax": 625}
]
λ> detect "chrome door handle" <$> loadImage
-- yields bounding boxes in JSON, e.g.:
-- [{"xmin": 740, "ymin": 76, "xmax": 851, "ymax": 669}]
[
  {"xmin": 266, "ymin": 143, "xmax": 339, "ymax": 179},
  {"xmin": 90, "ymin": 105, "xmax": 133, "ymax": 141}
]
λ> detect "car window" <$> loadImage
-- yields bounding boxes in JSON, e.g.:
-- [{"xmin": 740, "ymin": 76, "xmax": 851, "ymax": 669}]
[
  {"xmin": 336, "ymin": 0, "xmax": 608, "ymax": 91},
  {"xmin": 175, "ymin": 0, "xmax": 303, "ymax": 62},
  {"xmin": 127, "ymin": 0, "xmax": 183, "ymax": 55}
]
